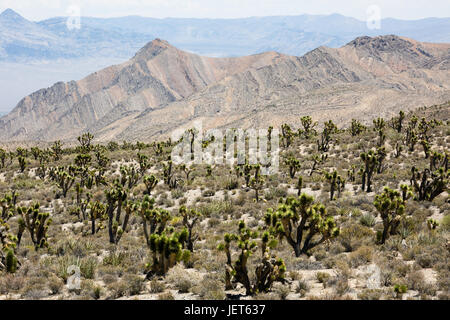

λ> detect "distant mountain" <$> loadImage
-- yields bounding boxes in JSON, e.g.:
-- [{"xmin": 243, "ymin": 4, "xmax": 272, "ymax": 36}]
[
  {"xmin": 1, "ymin": 35, "xmax": 449, "ymax": 142},
  {"xmin": 0, "ymin": 9, "xmax": 449, "ymax": 61}
]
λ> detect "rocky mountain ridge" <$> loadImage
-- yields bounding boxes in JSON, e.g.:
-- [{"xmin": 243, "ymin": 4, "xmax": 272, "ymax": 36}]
[{"xmin": 0, "ymin": 35, "xmax": 449, "ymax": 142}]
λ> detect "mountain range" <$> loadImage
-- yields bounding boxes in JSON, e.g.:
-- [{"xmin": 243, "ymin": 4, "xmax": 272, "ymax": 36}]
[
  {"xmin": 1, "ymin": 35, "xmax": 449, "ymax": 142},
  {"xmin": 1, "ymin": 8, "xmax": 450, "ymax": 61}
]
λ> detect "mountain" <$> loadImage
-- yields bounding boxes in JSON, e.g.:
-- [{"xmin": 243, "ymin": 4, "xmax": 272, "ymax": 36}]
[
  {"xmin": 1, "ymin": 9, "xmax": 450, "ymax": 61},
  {"xmin": 1, "ymin": 35, "xmax": 449, "ymax": 142}
]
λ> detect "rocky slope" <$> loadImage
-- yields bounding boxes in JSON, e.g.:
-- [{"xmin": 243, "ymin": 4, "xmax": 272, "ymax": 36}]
[{"xmin": 1, "ymin": 35, "xmax": 449, "ymax": 142}]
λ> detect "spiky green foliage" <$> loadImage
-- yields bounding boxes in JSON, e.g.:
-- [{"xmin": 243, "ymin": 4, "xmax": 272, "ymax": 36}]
[
  {"xmin": 77, "ymin": 132, "xmax": 94, "ymax": 153},
  {"xmin": 249, "ymin": 164, "xmax": 265, "ymax": 202},
  {"xmin": 143, "ymin": 174, "xmax": 159, "ymax": 195},
  {"xmin": 296, "ymin": 176, "xmax": 303, "ymax": 196},
  {"xmin": 88, "ymin": 201, "xmax": 107, "ymax": 235},
  {"xmin": 137, "ymin": 153, "xmax": 151, "ymax": 176},
  {"xmin": 285, "ymin": 157, "xmax": 301, "ymax": 179},
  {"xmin": 360, "ymin": 150, "xmax": 378, "ymax": 192},
  {"xmin": 1, "ymin": 191, "xmax": 18, "ymax": 221},
  {"xmin": 105, "ymin": 182, "xmax": 134, "ymax": 244},
  {"xmin": 410, "ymin": 166, "xmax": 449, "ymax": 201},
  {"xmin": 49, "ymin": 166, "xmax": 76, "ymax": 198},
  {"xmin": 265, "ymin": 194, "xmax": 339, "ymax": 256},
  {"xmin": 324, "ymin": 170, "xmax": 345, "ymax": 200},
  {"xmin": 217, "ymin": 221, "xmax": 285, "ymax": 295},
  {"xmin": 299, "ymin": 116, "xmax": 317, "ymax": 138},
  {"xmin": 374, "ymin": 186, "xmax": 412, "ymax": 244},
  {"xmin": 310, "ymin": 154, "xmax": 328, "ymax": 176},
  {"xmin": 179, "ymin": 205, "xmax": 202, "ymax": 252},
  {"xmin": 281, "ymin": 123, "xmax": 294, "ymax": 148},
  {"xmin": 350, "ymin": 119, "xmax": 366, "ymax": 136},
  {"xmin": 17, "ymin": 203, "xmax": 52, "ymax": 251},
  {"xmin": 373, "ymin": 117, "xmax": 386, "ymax": 147},
  {"xmin": 146, "ymin": 228, "xmax": 190, "ymax": 276},
  {"xmin": 137, "ymin": 196, "xmax": 171, "ymax": 248},
  {"xmin": 51, "ymin": 140, "xmax": 63, "ymax": 161}
]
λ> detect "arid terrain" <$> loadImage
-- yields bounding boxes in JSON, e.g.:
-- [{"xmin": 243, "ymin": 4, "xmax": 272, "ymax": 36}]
[
  {"xmin": 1, "ymin": 35, "xmax": 449, "ymax": 143},
  {"xmin": 0, "ymin": 102, "xmax": 448, "ymax": 300}
]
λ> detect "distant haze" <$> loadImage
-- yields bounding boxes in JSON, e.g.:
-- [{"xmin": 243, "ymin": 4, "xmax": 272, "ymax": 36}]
[
  {"xmin": 0, "ymin": 4, "xmax": 449, "ymax": 113},
  {"xmin": 0, "ymin": 0, "xmax": 449, "ymax": 21}
]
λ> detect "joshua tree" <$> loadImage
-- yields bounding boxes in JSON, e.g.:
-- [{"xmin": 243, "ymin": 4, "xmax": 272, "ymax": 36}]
[
  {"xmin": 376, "ymin": 147, "xmax": 387, "ymax": 174},
  {"xmin": 51, "ymin": 140, "xmax": 63, "ymax": 161},
  {"xmin": 347, "ymin": 165, "xmax": 356, "ymax": 182},
  {"xmin": 1, "ymin": 191, "xmax": 18, "ymax": 221},
  {"xmin": 281, "ymin": 124, "xmax": 294, "ymax": 148},
  {"xmin": 162, "ymin": 159, "xmax": 180, "ymax": 189},
  {"xmin": 296, "ymin": 176, "xmax": 303, "ymax": 196},
  {"xmin": 17, "ymin": 203, "xmax": 51, "ymax": 251},
  {"xmin": 360, "ymin": 150, "xmax": 378, "ymax": 192},
  {"xmin": 299, "ymin": 116, "xmax": 317, "ymax": 138},
  {"xmin": 249, "ymin": 164, "xmax": 265, "ymax": 202},
  {"xmin": 317, "ymin": 120, "xmax": 338, "ymax": 152},
  {"xmin": 350, "ymin": 119, "xmax": 366, "ymax": 136},
  {"xmin": 137, "ymin": 153, "xmax": 151, "ymax": 176},
  {"xmin": 0, "ymin": 148, "xmax": 7, "ymax": 169},
  {"xmin": 390, "ymin": 110, "xmax": 405, "ymax": 133},
  {"xmin": 179, "ymin": 206, "xmax": 202, "ymax": 252},
  {"xmin": 77, "ymin": 132, "xmax": 94, "ymax": 153},
  {"xmin": 146, "ymin": 228, "xmax": 190, "ymax": 277},
  {"xmin": 0, "ymin": 219, "xmax": 19, "ymax": 273},
  {"xmin": 137, "ymin": 196, "xmax": 171, "ymax": 248},
  {"xmin": 410, "ymin": 166, "xmax": 448, "ymax": 201},
  {"xmin": 17, "ymin": 155, "xmax": 27, "ymax": 173},
  {"xmin": 373, "ymin": 118, "xmax": 386, "ymax": 147},
  {"xmin": 50, "ymin": 166, "xmax": 76, "ymax": 198},
  {"xmin": 265, "ymin": 194, "xmax": 339, "ymax": 257},
  {"xmin": 374, "ymin": 186, "xmax": 412, "ymax": 244},
  {"xmin": 180, "ymin": 164, "xmax": 194, "ymax": 182},
  {"xmin": 404, "ymin": 116, "xmax": 419, "ymax": 152},
  {"xmin": 119, "ymin": 165, "xmax": 140, "ymax": 189},
  {"xmin": 430, "ymin": 151, "xmax": 448, "ymax": 172},
  {"xmin": 285, "ymin": 157, "xmax": 301, "ymax": 178},
  {"xmin": 310, "ymin": 154, "xmax": 328, "ymax": 176},
  {"xmin": 30, "ymin": 147, "xmax": 41, "ymax": 160},
  {"xmin": 105, "ymin": 182, "xmax": 134, "ymax": 244},
  {"xmin": 394, "ymin": 141, "xmax": 403, "ymax": 158},
  {"xmin": 324, "ymin": 170, "xmax": 345, "ymax": 200},
  {"xmin": 217, "ymin": 221, "xmax": 286, "ymax": 295},
  {"xmin": 88, "ymin": 201, "xmax": 107, "ymax": 235},
  {"xmin": 143, "ymin": 175, "xmax": 159, "ymax": 195}
]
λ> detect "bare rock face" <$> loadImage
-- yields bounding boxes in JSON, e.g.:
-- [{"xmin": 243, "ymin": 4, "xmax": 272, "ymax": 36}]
[{"xmin": 1, "ymin": 35, "xmax": 449, "ymax": 142}]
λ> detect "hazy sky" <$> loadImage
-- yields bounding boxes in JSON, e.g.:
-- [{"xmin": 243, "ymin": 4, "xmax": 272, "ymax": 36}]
[{"xmin": 1, "ymin": 0, "xmax": 449, "ymax": 21}]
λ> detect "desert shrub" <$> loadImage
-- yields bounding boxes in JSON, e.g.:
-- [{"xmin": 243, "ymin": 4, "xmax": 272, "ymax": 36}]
[
  {"xmin": 339, "ymin": 223, "xmax": 373, "ymax": 252},
  {"xmin": 272, "ymin": 282, "xmax": 291, "ymax": 300},
  {"xmin": 360, "ymin": 213, "xmax": 376, "ymax": 227},
  {"xmin": 47, "ymin": 275, "xmax": 64, "ymax": 294},
  {"xmin": 191, "ymin": 274, "xmax": 225, "ymax": 300},
  {"xmin": 123, "ymin": 274, "xmax": 144, "ymax": 296},
  {"xmin": 107, "ymin": 280, "xmax": 128, "ymax": 299},
  {"xmin": 349, "ymin": 245, "xmax": 373, "ymax": 268},
  {"xmin": 357, "ymin": 289, "xmax": 384, "ymax": 300},
  {"xmin": 149, "ymin": 279, "xmax": 165, "ymax": 293},
  {"xmin": 316, "ymin": 272, "xmax": 331, "ymax": 286},
  {"xmin": 158, "ymin": 291, "xmax": 175, "ymax": 300},
  {"xmin": 165, "ymin": 264, "xmax": 201, "ymax": 293}
]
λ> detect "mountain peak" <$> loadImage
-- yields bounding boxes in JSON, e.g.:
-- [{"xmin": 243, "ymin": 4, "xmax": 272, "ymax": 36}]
[
  {"xmin": 346, "ymin": 35, "xmax": 412, "ymax": 49},
  {"xmin": 132, "ymin": 38, "xmax": 176, "ymax": 61},
  {"xmin": 0, "ymin": 8, "xmax": 25, "ymax": 20}
]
